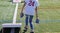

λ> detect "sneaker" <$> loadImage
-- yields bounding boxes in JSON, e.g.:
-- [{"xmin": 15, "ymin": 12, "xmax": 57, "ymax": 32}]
[
  {"xmin": 30, "ymin": 31, "xmax": 34, "ymax": 33},
  {"xmin": 23, "ymin": 27, "xmax": 28, "ymax": 33}
]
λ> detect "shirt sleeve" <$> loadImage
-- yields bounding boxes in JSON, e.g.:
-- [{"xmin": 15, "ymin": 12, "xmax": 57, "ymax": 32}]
[
  {"xmin": 35, "ymin": 0, "xmax": 40, "ymax": 7},
  {"xmin": 24, "ymin": 0, "xmax": 27, "ymax": 3}
]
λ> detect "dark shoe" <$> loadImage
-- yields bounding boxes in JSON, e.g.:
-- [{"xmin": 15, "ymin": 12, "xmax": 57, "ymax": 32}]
[
  {"xmin": 23, "ymin": 27, "xmax": 28, "ymax": 33},
  {"xmin": 30, "ymin": 32, "xmax": 34, "ymax": 33}
]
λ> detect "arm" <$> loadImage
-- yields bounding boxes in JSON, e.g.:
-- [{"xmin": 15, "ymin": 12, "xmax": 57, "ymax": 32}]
[
  {"xmin": 35, "ymin": 7, "xmax": 38, "ymax": 19},
  {"xmin": 21, "ymin": 2, "xmax": 26, "ymax": 13},
  {"xmin": 35, "ymin": 7, "xmax": 40, "ymax": 23},
  {"xmin": 20, "ymin": 2, "xmax": 26, "ymax": 18}
]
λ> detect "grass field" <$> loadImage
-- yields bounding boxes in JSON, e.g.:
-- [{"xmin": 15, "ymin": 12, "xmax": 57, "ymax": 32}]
[{"xmin": 0, "ymin": 0, "xmax": 60, "ymax": 33}]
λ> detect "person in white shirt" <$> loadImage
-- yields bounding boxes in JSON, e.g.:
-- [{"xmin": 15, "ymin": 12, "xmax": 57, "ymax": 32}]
[{"xmin": 20, "ymin": 0, "xmax": 39, "ymax": 33}]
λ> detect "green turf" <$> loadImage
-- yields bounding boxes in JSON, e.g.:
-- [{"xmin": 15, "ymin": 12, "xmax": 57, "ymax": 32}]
[{"xmin": 0, "ymin": 0, "xmax": 60, "ymax": 33}]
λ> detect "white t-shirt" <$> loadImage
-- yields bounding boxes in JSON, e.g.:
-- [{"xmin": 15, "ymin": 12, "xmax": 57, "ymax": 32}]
[{"xmin": 24, "ymin": 0, "xmax": 39, "ymax": 15}]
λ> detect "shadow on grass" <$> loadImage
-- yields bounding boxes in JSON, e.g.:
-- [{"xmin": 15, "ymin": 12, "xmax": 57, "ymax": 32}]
[{"xmin": 0, "ymin": 29, "xmax": 2, "ymax": 33}]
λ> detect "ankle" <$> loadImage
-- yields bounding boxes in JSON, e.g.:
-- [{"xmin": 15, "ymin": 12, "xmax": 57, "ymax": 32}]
[
  {"xmin": 30, "ymin": 29, "xmax": 34, "ymax": 32},
  {"xmin": 25, "ymin": 25, "xmax": 28, "ymax": 28}
]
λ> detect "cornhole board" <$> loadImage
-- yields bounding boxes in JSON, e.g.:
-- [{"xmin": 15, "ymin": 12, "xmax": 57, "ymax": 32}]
[
  {"xmin": 2, "ymin": 23, "xmax": 22, "ymax": 33},
  {"xmin": 1, "ymin": 0, "xmax": 22, "ymax": 33}
]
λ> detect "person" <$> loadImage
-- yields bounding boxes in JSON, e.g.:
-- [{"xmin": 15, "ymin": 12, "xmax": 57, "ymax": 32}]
[{"xmin": 20, "ymin": 0, "xmax": 39, "ymax": 33}]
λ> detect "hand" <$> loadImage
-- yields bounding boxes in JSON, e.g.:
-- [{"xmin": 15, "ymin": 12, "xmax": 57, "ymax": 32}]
[
  {"xmin": 35, "ymin": 18, "xmax": 39, "ymax": 24},
  {"xmin": 35, "ymin": 15, "xmax": 40, "ymax": 24},
  {"xmin": 20, "ymin": 12, "xmax": 24, "ymax": 18}
]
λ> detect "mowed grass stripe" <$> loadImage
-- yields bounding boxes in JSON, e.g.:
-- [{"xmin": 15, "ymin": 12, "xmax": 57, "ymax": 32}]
[{"xmin": 39, "ymin": 9, "xmax": 60, "ymax": 20}]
